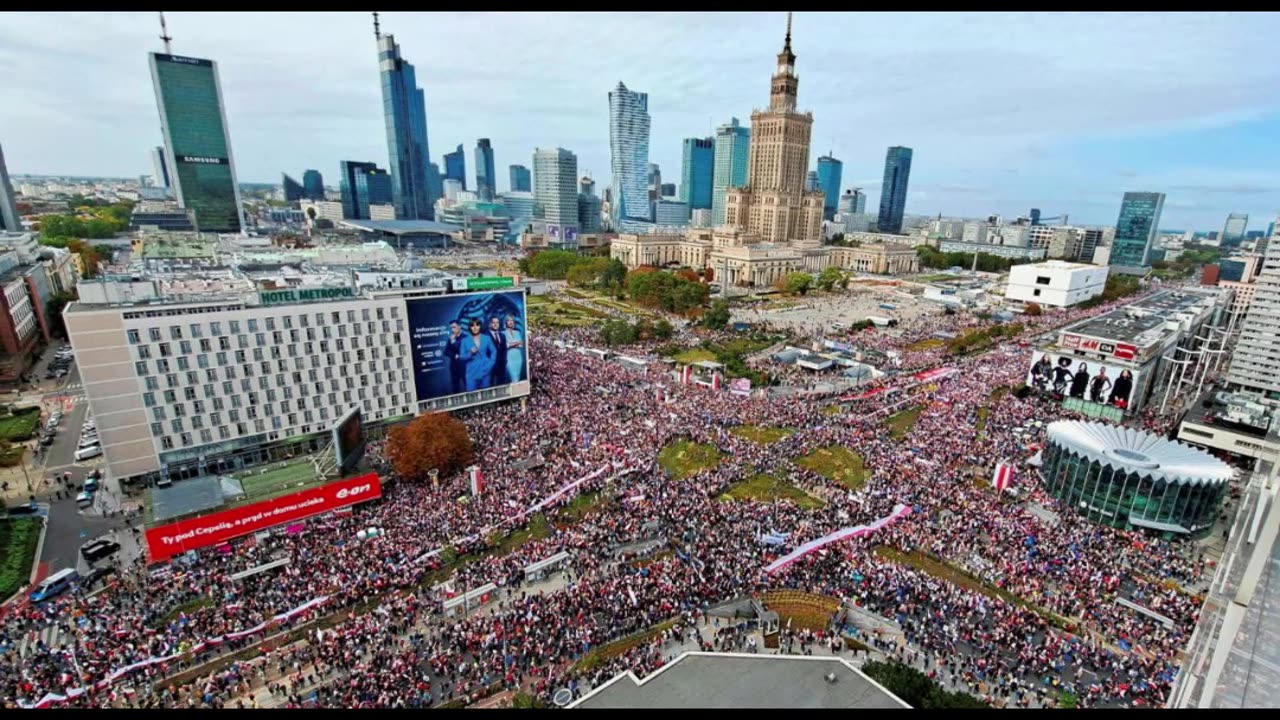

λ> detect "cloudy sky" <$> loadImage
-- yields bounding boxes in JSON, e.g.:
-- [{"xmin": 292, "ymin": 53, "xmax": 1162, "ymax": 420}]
[{"xmin": 2, "ymin": 11, "xmax": 1279, "ymax": 231}]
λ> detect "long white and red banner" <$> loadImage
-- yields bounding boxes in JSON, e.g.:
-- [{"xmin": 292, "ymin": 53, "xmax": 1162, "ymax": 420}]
[
  {"xmin": 764, "ymin": 504, "xmax": 912, "ymax": 575},
  {"xmin": 992, "ymin": 462, "xmax": 1013, "ymax": 493}
]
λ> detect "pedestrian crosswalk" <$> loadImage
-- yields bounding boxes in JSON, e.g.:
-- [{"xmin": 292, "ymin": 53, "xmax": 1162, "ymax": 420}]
[{"xmin": 16, "ymin": 623, "xmax": 71, "ymax": 659}]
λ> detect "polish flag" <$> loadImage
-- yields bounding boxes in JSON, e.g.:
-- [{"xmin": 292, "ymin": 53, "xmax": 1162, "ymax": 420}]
[{"xmin": 992, "ymin": 462, "xmax": 1013, "ymax": 493}]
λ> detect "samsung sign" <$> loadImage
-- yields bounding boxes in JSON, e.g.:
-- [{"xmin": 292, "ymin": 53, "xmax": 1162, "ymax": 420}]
[{"xmin": 260, "ymin": 287, "xmax": 356, "ymax": 306}]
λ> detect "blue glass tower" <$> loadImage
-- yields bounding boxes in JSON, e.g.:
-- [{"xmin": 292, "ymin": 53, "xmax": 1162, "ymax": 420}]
[
  {"xmin": 377, "ymin": 28, "xmax": 435, "ymax": 220},
  {"xmin": 679, "ymin": 137, "xmax": 713, "ymax": 209},
  {"xmin": 339, "ymin": 160, "xmax": 389, "ymax": 219},
  {"xmin": 509, "ymin": 164, "xmax": 531, "ymax": 193},
  {"xmin": 444, "ymin": 144, "xmax": 466, "ymax": 191},
  {"xmin": 608, "ymin": 81, "xmax": 652, "ymax": 224},
  {"xmin": 302, "ymin": 169, "xmax": 324, "ymax": 200},
  {"xmin": 281, "ymin": 173, "xmax": 305, "ymax": 202},
  {"xmin": 816, "ymin": 154, "xmax": 842, "ymax": 221},
  {"xmin": 712, "ymin": 117, "xmax": 750, "ymax": 226},
  {"xmin": 474, "ymin": 138, "xmax": 496, "ymax": 202},
  {"xmin": 877, "ymin": 146, "xmax": 913, "ymax": 234},
  {"xmin": 1109, "ymin": 192, "xmax": 1165, "ymax": 270}
]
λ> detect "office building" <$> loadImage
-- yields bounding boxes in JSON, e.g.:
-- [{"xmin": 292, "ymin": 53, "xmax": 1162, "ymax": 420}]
[
  {"xmin": 876, "ymin": 146, "xmax": 913, "ymax": 235},
  {"xmin": 443, "ymin": 144, "xmax": 465, "ymax": 191},
  {"xmin": 679, "ymin": 137, "xmax": 714, "ymax": 211},
  {"xmin": 837, "ymin": 188, "xmax": 866, "ymax": 216},
  {"xmin": 816, "ymin": 154, "xmax": 842, "ymax": 221},
  {"xmin": 1226, "ymin": 222, "xmax": 1280, "ymax": 398},
  {"xmin": 500, "ymin": 191, "xmax": 535, "ymax": 232},
  {"xmin": 691, "ymin": 208, "xmax": 712, "ymax": 229},
  {"xmin": 302, "ymin": 169, "xmax": 324, "ymax": 201},
  {"xmin": 579, "ymin": 176, "xmax": 603, "ymax": 234},
  {"xmin": 653, "ymin": 199, "xmax": 691, "ymax": 227},
  {"xmin": 509, "ymin": 164, "xmax": 531, "ymax": 193},
  {"xmin": 149, "ymin": 51, "xmax": 245, "ymax": 233},
  {"xmin": 474, "ymin": 138, "xmax": 496, "ymax": 202},
  {"xmin": 339, "ymin": 161, "xmax": 392, "ymax": 220},
  {"xmin": 0, "ymin": 144, "xmax": 20, "ymax": 233},
  {"xmin": 151, "ymin": 145, "xmax": 170, "ymax": 188},
  {"xmin": 1108, "ymin": 192, "xmax": 1165, "ymax": 271},
  {"xmin": 533, "ymin": 147, "xmax": 579, "ymax": 239},
  {"xmin": 442, "ymin": 179, "xmax": 463, "ymax": 203},
  {"xmin": 1223, "ymin": 213, "xmax": 1249, "ymax": 247},
  {"xmin": 609, "ymin": 81, "xmax": 652, "ymax": 226},
  {"xmin": 711, "ymin": 117, "xmax": 750, "ymax": 226},
  {"xmin": 660, "ymin": 182, "xmax": 676, "ymax": 198},
  {"xmin": 804, "ymin": 171, "xmax": 819, "ymax": 192},
  {"xmin": 281, "ymin": 173, "xmax": 305, "ymax": 202},
  {"xmin": 376, "ymin": 28, "xmax": 435, "ymax": 220},
  {"xmin": 1004, "ymin": 260, "xmax": 1109, "ymax": 307}
]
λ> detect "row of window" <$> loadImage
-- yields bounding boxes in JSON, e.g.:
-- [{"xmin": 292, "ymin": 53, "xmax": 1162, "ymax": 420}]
[
  {"xmin": 152, "ymin": 394, "xmax": 412, "ymax": 450},
  {"xmin": 125, "ymin": 306, "xmax": 400, "ymax": 344}
]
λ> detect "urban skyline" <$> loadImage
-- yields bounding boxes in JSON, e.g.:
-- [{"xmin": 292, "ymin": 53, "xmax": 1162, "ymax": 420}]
[{"xmin": 1, "ymin": 12, "xmax": 1278, "ymax": 230}]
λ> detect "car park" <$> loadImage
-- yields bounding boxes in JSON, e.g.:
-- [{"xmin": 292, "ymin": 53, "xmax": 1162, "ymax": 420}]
[{"xmin": 80, "ymin": 539, "xmax": 121, "ymax": 563}]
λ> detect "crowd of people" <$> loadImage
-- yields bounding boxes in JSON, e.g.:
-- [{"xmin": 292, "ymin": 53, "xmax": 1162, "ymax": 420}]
[{"xmin": 0, "ymin": 284, "xmax": 1217, "ymax": 710}]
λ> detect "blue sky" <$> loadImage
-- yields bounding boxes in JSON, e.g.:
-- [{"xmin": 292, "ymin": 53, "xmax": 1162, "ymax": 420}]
[{"xmin": 1, "ymin": 11, "xmax": 1277, "ymax": 231}]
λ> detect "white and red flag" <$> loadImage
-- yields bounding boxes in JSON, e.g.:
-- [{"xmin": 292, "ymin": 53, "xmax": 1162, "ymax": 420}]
[{"xmin": 992, "ymin": 462, "xmax": 1013, "ymax": 493}]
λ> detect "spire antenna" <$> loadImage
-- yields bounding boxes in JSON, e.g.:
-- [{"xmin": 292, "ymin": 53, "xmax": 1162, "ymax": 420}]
[
  {"xmin": 373, "ymin": 12, "xmax": 381, "ymax": 40},
  {"xmin": 158, "ymin": 11, "xmax": 173, "ymax": 54},
  {"xmin": 784, "ymin": 11, "xmax": 792, "ymax": 49}
]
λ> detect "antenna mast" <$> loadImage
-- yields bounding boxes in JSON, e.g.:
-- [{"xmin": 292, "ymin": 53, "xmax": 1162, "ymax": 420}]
[
  {"xmin": 373, "ymin": 12, "xmax": 381, "ymax": 40},
  {"xmin": 158, "ymin": 11, "xmax": 173, "ymax": 54}
]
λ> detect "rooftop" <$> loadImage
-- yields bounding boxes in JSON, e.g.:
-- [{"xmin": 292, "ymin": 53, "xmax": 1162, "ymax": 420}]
[
  {"xmin": 338, "ymin": 219, "xmax": 463, "ymax": 236},
  {"xmin": 570, "ymin": 652, "xmax": 909, "ymax": 710}
]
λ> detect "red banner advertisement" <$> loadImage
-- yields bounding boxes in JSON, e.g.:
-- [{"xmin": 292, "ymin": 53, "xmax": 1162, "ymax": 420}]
[{"xmin": 145, "ymin": 473, "xmax": 382, "ymax": 562}]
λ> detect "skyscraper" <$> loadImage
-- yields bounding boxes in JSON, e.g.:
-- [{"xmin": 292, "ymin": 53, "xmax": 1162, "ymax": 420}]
[
  {"xmin": 0, "ymin": 142, "xmax": 20, "ymax": 232},
  {"xmin": 723, "ymin": 13, "xmax": 824, "ymax": 247},
  {"xmin": 805, "ymin": 171, "xmax": 819, "ymax": 192},
  {"xmin": 149, "ymin": 49, "xmax": 245, "ymax": 233},
  {"xmin": 579, "ymin": 176, "xmax": 602, "ymax": 233},
  {"xmin": 711, "ymin": 117, "xmax": 750, "ymax": 226},
  {"xmin": 426, "ymin": 162, "xmax": 443, "ymax": 209},
  {"xmin": 339, "ymin": 160, "xmax": 391, "ymax": 220},
  {"xmin": 282, "ymin": 173, "xmax": 305, "ymax": 202},
  {"xmin": 444, "ymin": 144, "xmax": 466, "ymax": 190},
  {"xmin": 837, "ymin": 188, "xmax": 866, "ymax": 216},
  {"xmin": 1108, "ymin": 191, "xmax": 1165, "ymax": 270},
  {"xmin": 648, "ymin": 163, "xmax": 662, "ymax": 204},
  {"xmin": 1225, "ymin": 217, "xmax": 1280, "ymax": 397},
  {"xmin": 509, "ymin": 164, "xmax": 531, "ymax": 193},
  {"xmin": 816, "ymin": 153, "xmax": 842, "ymax": 221},
  {"xmin": 474, "ymin": 138, "xmax": 496, "ymax": 202},
  {"xmin": 151, "ymin": 146, "xmax": 170, "ymax": 188},
  {"xmin": 1223, "ymin": 212, "xmax": 1249, "ymax": 247},
  {"xmin": 876, "ymin": 146, "xmax": 913, "ymax": 235},
  {"xmin": 679, "ymin": 137, "xmax": 714, "ymax": 211},
  {"xmin": 376, "ymin": 20, "xmax": 435, "ymax": 220},
  {"xmin": 302, "ymin": 169, "xmax": 324, "ymax": 200},
  {"xmin": 533, "ymin": 147, "xmax": 579, "ymax": 238},
  {"xmin": 608, "ymin": 81, "xmax": 652, "ymax": 226}
]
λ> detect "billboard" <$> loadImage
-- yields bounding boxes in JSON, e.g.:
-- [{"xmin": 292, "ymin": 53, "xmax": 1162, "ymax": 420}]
[
  {"xmin": 332, "ymin": 406, "xmax": 365, "ymax": 471},
  {"xmin": 405, "ymin": 290, "xmax": 529, "ymax": 403},
  {"xmin": 145, "ymin": 473, "xmax": 382, "ymax": 562},
  {"xmin": 1026, "ymin": 350, "xmax": 1143, "ymax": 418},
  {"xmin": 1058, "ymin": 333, "xmax": 1139, "ymax": 361}
]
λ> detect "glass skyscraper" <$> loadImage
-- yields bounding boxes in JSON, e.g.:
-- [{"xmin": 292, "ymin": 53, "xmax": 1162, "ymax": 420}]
[
  {"xmin": 608, "ymin": 81, "xmax": 652, "ymax": 224},
  {"xmin": 509, "ymin": 164, "xmax": 531, "ymax": 193},
  {"xmin": 377, "ymin": 33, "xmax": 435, "ymax": 220},
  {"xmin": 302, "ymin": 169, "xmax": 324, "ymax": 200},
  {"xmin": 282, "ymin": 173, "xmax": 305, "ymax": 202},
  {"xmin": 1109, "ymin": 191, "xmax": 1165, "ymax": 270},
  {"xmin": 679, "ymin": 137, "xmax": 714, "ymax": 211},
  {"xmin": 339, "ymin": 160, "xmax": 391, "ymax": 220},
  {"xmin": 151, "ymin": 146, "xmax": 170, "ymax": 188},
  {"xmin": 816, "ymin": 154, "xmax": 842, "ymax": 221},
  {"xmin": 0, "ymin": 142, "xmax": 20, "ymax": 232},
  {"xmin": 877, "ymin": 146, "xmax": 912, "ymax": 235},
  {"xmin": 149, "ymin": 52, "xmax": 245, "ymax": 233},
  {"xmin": 444, "ymin": 144, "xmax": 466, "ymax": 191},
  {"xmin": 533, "ymin": 147, "xmax": 579, "ymax": 237},
  {"xmin": 711, "ymin": 117, "xmax": 750, "ymax": 226},
  {"xmin": 474, "ymin": 138, "xmax": 496, "ymax": 202},
  {"xmin": 1222, "ymin": 213, "xmax": 1249, "ymax": 247}
]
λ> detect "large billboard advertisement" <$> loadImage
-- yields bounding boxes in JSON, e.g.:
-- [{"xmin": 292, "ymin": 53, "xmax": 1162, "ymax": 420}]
[
  {"xmin": 406, "ymin": 290, "xmax": 529, "ymax": 402},
  {"xmin": 1026, "ymin": 350, "xmax": 1143, "ymax": 419},
  {"xmin": 332, "ymin": 406, "xmax": 365, "ymax": 471},
  {"xmin": 145, "ymin": 473, "xmax": 382, "ymax": 562}
]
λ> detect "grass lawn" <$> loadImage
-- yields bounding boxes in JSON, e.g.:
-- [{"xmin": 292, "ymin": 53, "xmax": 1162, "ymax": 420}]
[
  {"xmin": 657, "ymin": 440, "xmax": 723, "ymax": 480},
  {"xmin": 904, "ymin": 337, "xmax": 945, "ymax": 352},
  {"xmin": 873, "ymin": 546, "xmax": 1072, "ymax": 630},
  {"xmin": 719, "ymin": 473, "xmax": 824, "ymax": 510},
  {"xmin": 0, "ymin": 518, "xmax": 41, "ymax": 602},
  {"xmin": 0, "ymin": 407, "xmax": 41, "ymax": 442},
  {"xmin": 527, "ymin": 297, "xmax": 609, "ymax": 327},
  {"xmin": 572, "ymin": 617, "xmax": 678, "ymax": 673},
  {"xmin": 556, "ymin": 491, "xmax": 609, "ymax": 524},
  {"xmin": 0, "ymin": 444, "xmax": 25, "ymax": 468},
  {"xmin": 235, "ymin": 457, "xmax": 322, "ymax": 502},
  {"xmin": 729, "ymin": 425, "xmax": 795, "ymax": 445},
  {"xmin": 672, "ymin": 348, "xmax": 719, "ymax": 364},
  {"xmin": 886, "ymin": 406, "xmax": 923, "ymax": 440},
  {"xmin": 795, "ymin": 446, "xmax": 870, "ymax": 490}
]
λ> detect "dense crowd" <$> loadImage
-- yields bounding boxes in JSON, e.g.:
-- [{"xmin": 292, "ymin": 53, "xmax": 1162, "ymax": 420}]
[{"xmin": 0, "ymin": 287, "xmax": 1215, "ymax": 710}]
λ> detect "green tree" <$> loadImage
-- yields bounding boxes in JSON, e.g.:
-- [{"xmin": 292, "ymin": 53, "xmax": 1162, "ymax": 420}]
[
  {"xmin": 816, "ymin": 266, "xmax": 844, "ymax": 291},
  {"xmin": 599, "ymin": 318, "xmax": 638, "ymax": 346},
  {"xmin": 652, "ymin": 318, "xmax": 674, "ymax": 339},
  {"xmin": 566, "ymin": 257, "xmax": 611, "ymax": 288},
  {"xmin": 672, "ymin": 280, "xmax": 708, "ymax": 313},
  {"xmin": 526, "ymin": 249, "xmax": 587, "ymax": 279},
  {"xmin": 782, "ymin": 272, "xmax": 813, "ymax": 296},
  {"xmin": 702, "ymin": 298, "xmax": 732, "ymax": 330},
  {"xmin": 602, "ymin": 258, "xmax": 628, "ymax": 289},
  {"xmin": 45, "ymin": 291, "xmax": 76, "ymax": 339}
]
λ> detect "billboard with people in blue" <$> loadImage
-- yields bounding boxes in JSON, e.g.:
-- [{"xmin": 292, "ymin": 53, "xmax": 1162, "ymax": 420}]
[{"xmin": 406, "ymin": 290, "xmax": 529, "ymax": 402}]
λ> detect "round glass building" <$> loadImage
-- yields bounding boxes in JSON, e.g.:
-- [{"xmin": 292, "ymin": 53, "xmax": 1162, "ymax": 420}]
[{"xmin": 1040, "ymin": 421, "xmax": 1233, "ymax": 537}]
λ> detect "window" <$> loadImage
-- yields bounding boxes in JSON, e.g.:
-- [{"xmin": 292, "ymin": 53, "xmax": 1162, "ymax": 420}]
[
  {"xmin": 1033, "ymin": 289, "xmax": 1042, "ymax": 297},
  {"xmin": 127, "ymin": 329, "xmax": 141, "ymax": 344},
  {"xmin": 1035, "ymin": 276, "xmax": 1051, "ymax": 286},
  {"xmin": 148, "ymin": 328, "xmax": 162, "ymax": 342}
]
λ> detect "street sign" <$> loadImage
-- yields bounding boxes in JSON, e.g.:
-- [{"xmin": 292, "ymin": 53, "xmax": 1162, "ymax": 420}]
[{"xmin": 464, "ymin": 276, "xmax": 515, "ymax": 291}]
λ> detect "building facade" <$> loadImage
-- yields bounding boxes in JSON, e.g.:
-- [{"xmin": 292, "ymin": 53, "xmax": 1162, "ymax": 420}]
[
  {"xmin": 711, "ymin": 117, "xmax": 750, "ymax": 226},
  {"xmin": 1005, "ymin": 260, "xmax": 1109, "ymax": 307},
  {"xmin": 1109, "ymin": 191, "xmax": 1165, "ymax": 271},
  {"xmin": 876, "ymin": 146, "xmax": 913, "ymax": 235},
  {"xmin": 474, "ymin": 138, "xmax": 496, "ymax": 202},
  {"xmin": 679, "ymin": 137, "xmax": 714, "ymax": 211},
  {"xmin": 609, "ymin": 82, "xmax": 652, "ymax": 226},
  {"xmin": 816, "ymin": 154, "xmax": 842, "ymax": 221},
  {"xmin": 282, "ymin": 173, "xmax": 305, "ymax": 202},
  {"xmin": 578, "ymin": 176, "xmax": 603, "ymax": 234},
  {"xmin": 509, "ymin": 164, "xmax": 531, "ymax": 193},
  {"xmin": 302, "ymin": 169, "xmax": 324, "ymax": 201},
  {"xmin": 1222, "ymin": 213, "xmax": 1248, "ymax": 248},
  {"xmin": 151, "ymin": 146, "xmax": 170, "ymax": 189},
  {"xmin": 1226, "ymin": 221, "xmax": 1280, "ymax": 398},
  {"xmin": 532, "ymin": 148, "xmax": 579, "ymax": 238},
  {"xmin": 837, "ymin": 188, "xmax": 866, "ymax": 216},
  {"xmin": 443, "ymin": 144, "xmax": 465, "ymax": 190},
  {"xmin": 377, "ymin": 32, "xmax": 435, "ymax": 220},
  {"xmin": 339, "ymin": 161, "xmax": 390, "ymax": 220},
  {"xmin": 149, "ymin": 52, "xmax": 245, "ymax": 233}
]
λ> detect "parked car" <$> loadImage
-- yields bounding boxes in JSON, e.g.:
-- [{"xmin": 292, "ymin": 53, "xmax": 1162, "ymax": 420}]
[
  {"xmin": 74, "ymin": 446, "xmax": 102, "ymax": 462},
  {"xmin": 29, "ymin": 569, "xmax": 79, "ymax": 603},
  {"xmin": 75, "ymin": 491, "xmax": 93, "ymax": 508},
  {"xmin": 80, "ymin": 539, "xmax": 121, "ymax": 563},
  {"xmin": 39, "ymin": 434, "xmax": 55, "ymax": 447},
  {"xmin": 5, "ymin": 502, "xmax": 39, "ymax": 516},
  {"xmin": 83, "ymin": 477, "xmax": 99, "ymax": 494},
  {"xmin": 82, "ymin": 566, "xmax": 117, "ymax": 589}
]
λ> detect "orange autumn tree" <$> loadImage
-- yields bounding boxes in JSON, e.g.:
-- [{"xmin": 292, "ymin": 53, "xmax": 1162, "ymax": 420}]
[{"xmin": 385, "ymin": 412, "xmax": 474, "ymax": 483}]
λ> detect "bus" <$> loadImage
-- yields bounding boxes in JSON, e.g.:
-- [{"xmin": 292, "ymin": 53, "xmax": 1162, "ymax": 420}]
[{"xmin": 30, "ymin": 568, "xmax": 80, "ymax": 604}]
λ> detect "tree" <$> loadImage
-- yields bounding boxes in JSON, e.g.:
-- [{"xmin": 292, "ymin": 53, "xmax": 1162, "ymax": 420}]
[
  {"xmin": 602, "ymin": 258, "xmax": 628, "ymax": 289},
  {"xmin": 385, "ymin": 412, "xmax": 474, "ymax": 484},
  {"xmin": 526, "ymin": 249, "xmax": 588, "ymax": 279},
  {"xmin": 782, "ymin": 272, "xmax": 813, "ymax": 296},
  {"xmin": 652, "ymin": 318, "xmax": 674, "ymax": 339},
  {"xmin": 816, "ymin": 266, "xmax": 844, "ymax": 291},
  {"xmin": 45, "ymin": 291, "xmax": 75, "ymax": 339},
  {"xmin": 702, "ymin": 299, "xmax": 732, "ymax": 330},
  {"xmin": 860, "ymin": 660, "xmax": 988, "ymax": 709},
  {"xmin": 306, "ymin": 206, "xmax": 318, "ymax": 222},
  {"xmin": 1023, "ymin": 302, "xmax": 1043, "ymax": 316},
  {"xmin": 599, "ymin": 318, "xmax": 637, "ymax": 346},
  {"xmin": 67, "ymin": 239, "xmax": 103, "ymax": 279}
]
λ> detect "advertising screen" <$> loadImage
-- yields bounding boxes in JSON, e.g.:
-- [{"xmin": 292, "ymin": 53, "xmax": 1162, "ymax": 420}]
[
  {"xmin": 406, "ymin": 290, "xmax": 529, "ymax": 402},
  {"xmin": 145, "ymin": 473, "xmax": 382, "ymax": 562},
  {"xmin": 1026, "ymin": 350, "xmax": 1143, "ymax": 418},
  {"xmin": 332, "ymin": 406, "xmax": 365, "ymax": 471}
]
